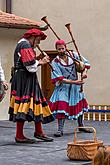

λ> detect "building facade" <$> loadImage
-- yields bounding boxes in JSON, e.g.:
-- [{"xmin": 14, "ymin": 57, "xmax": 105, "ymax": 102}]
[{"xmin": 0, "ymin": 0, "xmax": 110, "ymax": 119}]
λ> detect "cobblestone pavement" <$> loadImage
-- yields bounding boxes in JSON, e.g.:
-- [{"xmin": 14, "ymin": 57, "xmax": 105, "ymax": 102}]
[{"xmin": 0, "ymin": 120, "xmax": 109, "ymax": 165}]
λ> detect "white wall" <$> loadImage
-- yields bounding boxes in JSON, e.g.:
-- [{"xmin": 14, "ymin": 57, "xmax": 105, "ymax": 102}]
[
  {"xmin": 0, "ymin": 28, "xmax": 25, "ymax": 119},
  {"xmin": 11, "ymin": 0, "xmax": 110, "ymax": 104}
]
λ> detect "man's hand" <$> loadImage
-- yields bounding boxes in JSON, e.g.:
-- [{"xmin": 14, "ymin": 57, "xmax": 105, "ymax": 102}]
[
  {"xmin": 81, "ymin": 68, "xmax": 88, "ymax": 79},
  {"xmin": 38, "ymin": 53, "xmax": 50, "ymax": 65},
  {"xmin": 73, "ymin": 80, "xmax": 85, "ymax": 85},
  {"xmin": 63, "ymin": 78, "xmax": 85, "ymax": 85},
  {"xmin": 2, "ymin": 81, "xmax": 8, "ymax": 90},
  {"xmin": 81, "ymin": 73, "xmax": 87, "ymax": 79}
]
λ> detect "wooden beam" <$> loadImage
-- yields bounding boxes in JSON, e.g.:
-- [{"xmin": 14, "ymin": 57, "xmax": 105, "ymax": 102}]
[{"xmin": 0, "ymin": 23, "xmax": 48, "ymax": 31}]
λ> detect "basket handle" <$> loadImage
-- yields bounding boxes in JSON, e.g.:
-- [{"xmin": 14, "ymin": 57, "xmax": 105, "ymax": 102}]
[{"xmin": 73, "ymin": 127, "xmax": 97, "ymax": 144}]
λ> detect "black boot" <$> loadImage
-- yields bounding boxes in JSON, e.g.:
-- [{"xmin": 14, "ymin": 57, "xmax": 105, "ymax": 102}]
[{"xmin": 78, "ymin": 115, "xmax": 93, "ymax": 133}]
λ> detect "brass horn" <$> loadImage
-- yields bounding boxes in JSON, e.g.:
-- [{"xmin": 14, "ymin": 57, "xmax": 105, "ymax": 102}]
[
  {"xmin": 41, "ymin": 17, "xmax": 73, "ymax": 45},
  {"xmin": 65, "ymin": 23, "xmax": 81, "ymax": 60},
  {"xmin": 65, "ymin": 23, "xmax": 85, "ymax": 92},
  {"xmin": 41, "ymin": 16, "xmax": 60, "ymax": 40},
  {"xmin": 41, "ymin": 16, "xmax": 80, "ymax": 64}
]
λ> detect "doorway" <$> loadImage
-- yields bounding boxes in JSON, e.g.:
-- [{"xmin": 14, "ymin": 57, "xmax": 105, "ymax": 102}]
[{"xmin": 41, "ymin": 50, "xmax": 57, "ymax": 101}]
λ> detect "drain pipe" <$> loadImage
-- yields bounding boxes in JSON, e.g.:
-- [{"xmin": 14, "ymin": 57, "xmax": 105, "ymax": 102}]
[{"xmin": 6, "ymin": 0, "xmax": 12, "ymax": 13}]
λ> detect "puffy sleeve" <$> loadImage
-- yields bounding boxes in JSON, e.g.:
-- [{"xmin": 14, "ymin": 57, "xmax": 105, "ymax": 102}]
[
  {"xmin": 25, "ymin": 60, "xmax": 39, "ymax": 72},
  {"xmin": 51, "ymin": 59, "xmax": 64, "ymax": 85},
  {"xmin": 73, "ymin": 51, "xmax": 91, "ymax": 69},
  {"xmin": 20, "ymin": 42, "xmax": 36, "ymax": 66}
]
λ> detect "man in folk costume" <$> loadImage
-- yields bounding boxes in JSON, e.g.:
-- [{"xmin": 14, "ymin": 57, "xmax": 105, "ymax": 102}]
[
  {"xmin": 9, "ymin": 29, "xmax": 54, "ymax": 143},
  {"xmin": 49, "ymin": 40, "xmax": 92, "ymax": 137}
]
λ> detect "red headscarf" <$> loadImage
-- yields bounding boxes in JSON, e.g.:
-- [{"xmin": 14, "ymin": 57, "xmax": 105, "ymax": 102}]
[
  {"xmin": 55, "ymin": 40, "xmax": 66, "ymax": 49},
  {"xmin": 22, "ymin": 29, "xmax": 47, "ymax": 40}
]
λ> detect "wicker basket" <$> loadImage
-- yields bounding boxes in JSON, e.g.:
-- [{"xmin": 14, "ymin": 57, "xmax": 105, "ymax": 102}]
[{"xmin": 67, "ymin": 127, "xmax": 103, "ymax": 160}]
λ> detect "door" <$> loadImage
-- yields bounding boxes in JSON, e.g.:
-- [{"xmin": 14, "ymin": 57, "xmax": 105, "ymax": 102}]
[{"xmin": 41, "ymin": 50, "xmax": 57, "ymax": 101}]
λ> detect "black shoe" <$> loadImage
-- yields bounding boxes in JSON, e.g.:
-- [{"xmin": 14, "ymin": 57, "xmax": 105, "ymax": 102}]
[
  {"xmin": 15, "ymin": 137, "xmax": 36, "ymax": 144},
  {"xmin": 34, "ymin": 133, "xmax": 54, "ymax": 142},
  {"xmin": 54, "ymin": 131, "xmax": 63, "ymax": 137},
  {"xmin": 78, "ymin": 127, "xmax": 93, "ymax": 133}
]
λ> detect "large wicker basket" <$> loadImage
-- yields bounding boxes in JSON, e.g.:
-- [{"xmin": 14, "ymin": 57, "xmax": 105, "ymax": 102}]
[{"xmin": 67, "ymin": 127, "xmax": 103, "ymax": 160}]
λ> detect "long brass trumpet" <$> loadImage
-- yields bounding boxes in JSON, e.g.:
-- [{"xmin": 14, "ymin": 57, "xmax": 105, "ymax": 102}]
[
  {"xmin": 36, "ymin": 45, "xmax": 54, "ymax": 71},
  {"xmin": 65, "ymin": 23, "xmax": 84, "ymax": 92},
  {"xmin": 41, "ymin": 16, "xmax": 60, "ymax": 40},
  {"xmin": 65, "ymin": 23, "xmax": 82, "ymax": 61},
  {"xmin": 41, "ymin": 16, "xmax": 80, "ymax": 65}
]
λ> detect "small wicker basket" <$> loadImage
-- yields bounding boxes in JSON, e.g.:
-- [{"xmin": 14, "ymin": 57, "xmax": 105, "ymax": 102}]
[{"xmin": 67, "ymin": 127, "xmax": 103, "ymax": 160}]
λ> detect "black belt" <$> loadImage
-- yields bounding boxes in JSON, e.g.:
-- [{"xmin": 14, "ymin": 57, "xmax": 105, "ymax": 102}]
[{"xmin": 15, "ymin": 68, "xmax": 26, "ymax": 72}]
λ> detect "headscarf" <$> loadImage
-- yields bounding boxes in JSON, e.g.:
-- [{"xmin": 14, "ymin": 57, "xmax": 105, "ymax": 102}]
[
  {"xmin": 22, "ymin": 29, "xmax": 47, "ymax": 40},
  {"xmin": 55, "ymin": 40, "xmax": 66, "ymax": 49}
]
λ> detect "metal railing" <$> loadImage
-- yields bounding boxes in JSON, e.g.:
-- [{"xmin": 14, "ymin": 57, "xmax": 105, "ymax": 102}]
[{"xmin": 84, "ymin": 105, "xmax": 110, "ymax": 121}]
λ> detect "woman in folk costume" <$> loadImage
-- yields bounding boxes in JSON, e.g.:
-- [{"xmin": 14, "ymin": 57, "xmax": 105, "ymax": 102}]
[
  {"xmin": 9, "ymin": 29, "xmax": 54, "ymax": 143},
  {"xmin": 49, "ymin": 40, "xmax": 92, "ymax": 137}
]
